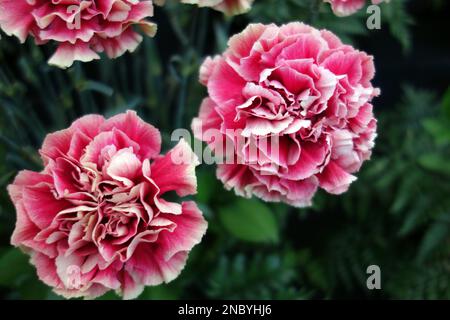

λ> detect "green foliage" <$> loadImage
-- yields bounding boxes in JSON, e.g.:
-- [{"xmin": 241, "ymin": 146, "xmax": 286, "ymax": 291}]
[
  {"xmin": 381, "ymin": 0, "xmax": 413, "ymax": 52},
  {"xmin": 0, "ymin": 249, "xmax": 32, "ymax": 287},
  {"xmin": 0, "ymin": 0, "xmax": 448, "ymax": 300},
  {"xmin": 250, "ymin": 0, "xmax": 413, "ymax": 49},
  {"xmin": 207, "ymin": 253, "xmax": 310, "ymax": 299},
  {"xmin": 0, "ymin": 249, "xmax": 52, "ymax": 299}
]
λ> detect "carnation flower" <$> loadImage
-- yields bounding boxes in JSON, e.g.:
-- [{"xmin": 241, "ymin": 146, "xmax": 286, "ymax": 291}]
[
  {"xmin": 8, "ymin": 111, "xmax": 207, "ymax": 299},
  {"xmin": 324, "ymin": 0, "xmax": 388, "ymax": 17},
  {"xmin": 180, "ymin": 0, "xmax": 254, "ymax": 15},
  {"xmin": 192, "ymin": 22, "xmax": 379, "ymax": 207},
  {"xmin": 0, "ymin": 0, "xmax": 157, "ymax": 68}
]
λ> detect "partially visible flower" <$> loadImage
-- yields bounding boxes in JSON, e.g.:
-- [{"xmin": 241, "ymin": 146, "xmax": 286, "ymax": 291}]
[
  {"xmin": 0, "ymin": 0, "xmax": 157, "ymax": 68},
  {"xmin": 181, "ymin": 0, "xmax": 254, "ymax": 15},
  {"xmin": 8, "ymin": 111, "xmax": 207, "ymax": 299},
  {"xmin": 325, "ymin": 0, "xmax": 388, "ymax": 17},
  {"xmin": 192, "ymin": 22, "xmax": 379, "ymax": 207}
]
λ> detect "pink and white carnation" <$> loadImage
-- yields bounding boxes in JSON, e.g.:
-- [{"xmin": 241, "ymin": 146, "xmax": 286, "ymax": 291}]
[
  {"xmin": 0, "ymin": 0, "xmax": 158, "ymax": 68},
  {"xmin": 192, "ymin": 22, "xmax": 379, "ymax": 207},
  {"xmin": 324, "ymin": 0, "xmax": 388, "ymax": 17},
  {"xmin": 8, "ymin": 111, "xmax": 207, "ymax": 299},
  {"xmin": 180, "ymin": 0, "xmax": 254, "ymax": 15}
]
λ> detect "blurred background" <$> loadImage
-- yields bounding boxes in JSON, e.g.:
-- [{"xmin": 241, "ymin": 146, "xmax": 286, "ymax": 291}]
[{"xmin": 0, "ymin": 0, "xmax": 449, "ymax": 299}]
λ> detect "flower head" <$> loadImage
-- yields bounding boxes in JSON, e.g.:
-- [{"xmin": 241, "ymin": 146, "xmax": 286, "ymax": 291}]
[
  {"xmin": 0, "ymin": 0, "xmax": 157, "ymax": 68},
  {"xmin": 192, "ymin": 22, "xmax": 379, "ymax": 207},
  {"xmin": 9, "ymin": 111, "xmax": 207, "ymax": 299}
]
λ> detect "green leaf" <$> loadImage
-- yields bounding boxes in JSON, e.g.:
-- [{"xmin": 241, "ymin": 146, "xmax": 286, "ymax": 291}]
[
  {"xmin": 422, "ymin": 119, "xmax": 450, "ymax": 145},
  {"xmin": 417, "ymin": 222, "xmax": 449, "ymax": 263},
  {"xmin": 397, "ymin": 198, "xmax": 427, "ymax": 236},
  {"xmin": 140, "ymin": 284, "xmax": 181, "ymax": 300},
  {"xmin": 382, "ymin": 0, "xmax": 413, "ymax": 52},
  {"xmin": 219, "ymin": 199, "xmax": 279, "ymax": 243},
  {"xmin": 17, "ymin": 276, "xmax": 51, "ymax": 300},
  {"xmin": 213, "ymin": 21, "xmax": 229, "ymax": 53},
  {"xmin": 0, "ymin": 248, "xmax": 33, "ymax": 287},
  {"xmin": 196, "ymin": 168, "xmax": 219, "ymax": 204},
  {"xmin": 80, "ymin": 80, "xmax": 114, "ymax": 96}
]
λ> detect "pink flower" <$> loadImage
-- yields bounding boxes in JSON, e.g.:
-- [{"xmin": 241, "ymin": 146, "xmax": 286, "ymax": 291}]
[
  {"xmin": 8, "ymin": 111, "xmax": 207, "ymax": 299},
  {"xmin": 192, "ymin": 23, "xmax": 379, "ymax": 207},
  {"xmin": 324, "ymin": 0, "xmax": 388, "ymax": 17},
  {"xmin": 0, "ymin": 0, "xmax": 157, "ymax": 68},
  {"xmin": 180, "ymin": 0, "xmax": 254, "ymax": 15}
]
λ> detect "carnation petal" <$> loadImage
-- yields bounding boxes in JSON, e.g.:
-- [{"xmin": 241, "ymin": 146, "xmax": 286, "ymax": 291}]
[
  {"xmin": 121, "ymin": 271, "xmax": 144, "ymax": 300},
  {"xmin": 209, "ymin": 59, "xmax": 247, "ymax": 105},
  {"xmin": 0, "ymin": 0, "xmax": 35, "ymax": 42},
  {"xmin": 31, "ymin": 252, "xmax": 62, "ymax": 288},
  {"xmin": 317, "ymin": 161, "xmax": 357, "ymax": 194},
  {"xmin": 22, "ymin": 185, "xmax": 70, "ymax": 229},
  {"xmin": 101, "ymin": 110, "xmax": 161, "ymax": 160},
  {"xmin": 157, "ymin": 202, "xmax": 208, "ymax": 261},
  {"xmin": 48, "ymin": 42, "xmax": 101, "ymax": 69},
  {"xmin": 126, "ymin": 245, "xmax": 188, "ymax": 286},
  {"xmin": 106, "ymin": 148, "xmax": 142, "ymax": 187}
]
